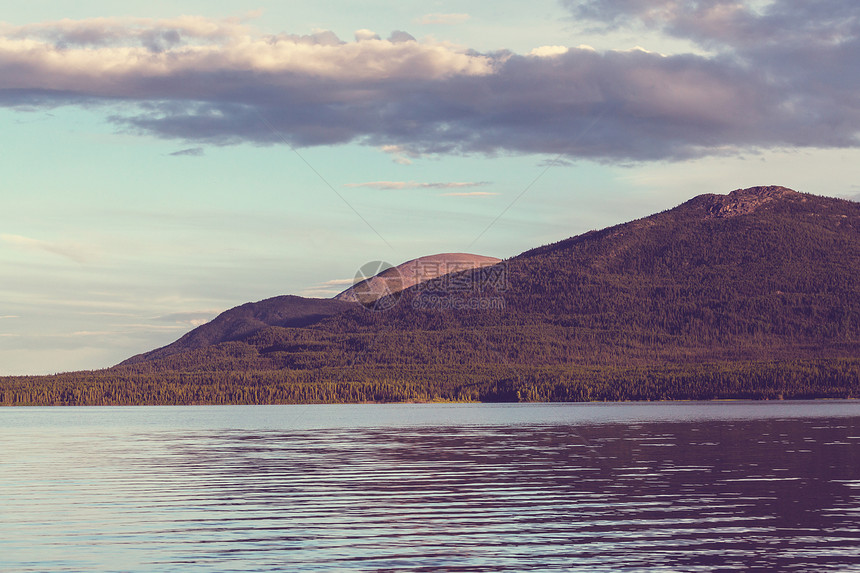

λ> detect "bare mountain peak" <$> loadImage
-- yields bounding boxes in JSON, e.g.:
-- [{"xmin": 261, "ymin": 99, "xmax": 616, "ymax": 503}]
[
  {"xmin": 689, "ymin": 185, "xmax": 803, "ymax": 219},
  {"xmin": 335, "ymin": 253, "xmax": 501, "ymax": 304},
  {"xmin": 729, "ymin": 185, "xmax": 799, "ymax": 198}
]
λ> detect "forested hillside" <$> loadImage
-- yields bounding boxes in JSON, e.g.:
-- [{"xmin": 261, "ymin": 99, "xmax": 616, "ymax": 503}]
[{"xmin": 4, "ymin": 186, "xmax": 859, "ymax": 405}]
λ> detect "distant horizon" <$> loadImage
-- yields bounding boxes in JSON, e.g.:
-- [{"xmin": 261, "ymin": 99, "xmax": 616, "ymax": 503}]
[{"xmin": 3, "ymin": 1, "xmax": 860, "ymax": 375}]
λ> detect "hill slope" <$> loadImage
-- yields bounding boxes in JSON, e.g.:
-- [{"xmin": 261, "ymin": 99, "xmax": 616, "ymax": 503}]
[{"xmin": 121, "ymin": 296, "xmax": 355, "ymax": 365}]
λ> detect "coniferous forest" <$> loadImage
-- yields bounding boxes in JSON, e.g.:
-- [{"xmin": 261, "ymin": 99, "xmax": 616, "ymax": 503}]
[{"xmin": 3, "ymin": 186, "xmax": 860, "ymax": 405}]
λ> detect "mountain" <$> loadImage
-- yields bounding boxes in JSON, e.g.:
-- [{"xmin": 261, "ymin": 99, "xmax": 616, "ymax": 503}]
[
  {"xmin": 335, "ymin": 253, "xmax": 500, "ymax": 305},
  {"xmin": 4, "ymin": 185, "xmax": 860, "ymax": 405},
  {"xmin": 121, "ymin": 296, "xmax": 355, "ymax": 365},
  {"xmin": 121, "ymin": 252, "xmax": 500, "ymax": 364},
  {"xmin": 313, "ymin": 185, "xmax": 860, "ymax": 348}
]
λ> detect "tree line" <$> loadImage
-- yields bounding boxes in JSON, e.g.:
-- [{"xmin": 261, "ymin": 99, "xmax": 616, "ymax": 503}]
[{"xmin": 3, "ymin": 359, "xmax": 859, "ymax": 406}]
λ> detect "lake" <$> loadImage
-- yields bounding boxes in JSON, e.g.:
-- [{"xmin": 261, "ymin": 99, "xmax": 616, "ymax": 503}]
[{"xmin": 2, "ymin": 402, "xmax": 860, "ymax": 572}]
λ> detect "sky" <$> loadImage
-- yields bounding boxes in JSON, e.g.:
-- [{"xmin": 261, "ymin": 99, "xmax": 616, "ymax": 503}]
[{"xmin": 2, "ymin": 0, "xmax": 859, "ymax": 375}]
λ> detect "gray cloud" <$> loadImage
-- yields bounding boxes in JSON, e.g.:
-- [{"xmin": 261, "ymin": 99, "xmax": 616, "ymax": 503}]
[
  {"xmin": 388, "ymin": 30, "xmax": 417, "ymax": 43},
  {"xmin": 562, "ymin": 0, "xmax": 860, "ymax": 155},
  {"xmin": 1, "ymin": 9, "xmax": 858, "ymax": 162},
  {"xmin": 169, "ymin": 146, "xmax": 204, "ymax": 157},
  {"xmin": 567, "ymin": 0, "xmax": 859, "ymax": 50}
]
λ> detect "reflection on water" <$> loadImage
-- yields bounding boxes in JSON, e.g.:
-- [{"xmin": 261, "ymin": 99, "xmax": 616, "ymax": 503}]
[{"xmin": 2, "ymin": 402, "xmax": 860, "ymax": 572}]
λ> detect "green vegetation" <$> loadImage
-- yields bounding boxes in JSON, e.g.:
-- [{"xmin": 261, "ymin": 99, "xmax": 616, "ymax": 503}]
[
  {"xmin": 2, "ymin": 360, "xmax": 859, "ymax": 406},
  {"xmin": 3, "ymin": 187, "xmax": 859, "ymax": 405}
]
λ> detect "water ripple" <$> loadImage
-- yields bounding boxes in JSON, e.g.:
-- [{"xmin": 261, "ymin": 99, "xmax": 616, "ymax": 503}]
[{"xmin": 3, "ymin": 403, "xmax": 860, "ymax": 572}]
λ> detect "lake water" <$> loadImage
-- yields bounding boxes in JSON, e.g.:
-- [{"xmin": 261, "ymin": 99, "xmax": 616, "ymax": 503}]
[{"xmin": 3, "ymin": 401, "xmax": 860, "ymax": 572}]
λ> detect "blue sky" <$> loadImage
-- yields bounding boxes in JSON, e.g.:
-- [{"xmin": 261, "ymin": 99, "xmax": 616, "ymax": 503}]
[{"xmin": 2, "ymin": 0, "xmax": 859, "ymax": 375}]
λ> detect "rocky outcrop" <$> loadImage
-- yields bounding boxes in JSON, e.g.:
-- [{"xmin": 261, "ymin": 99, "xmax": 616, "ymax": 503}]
[{"xmin": 698, "ymin": 186, "xmax": 802, "ymax": 218}]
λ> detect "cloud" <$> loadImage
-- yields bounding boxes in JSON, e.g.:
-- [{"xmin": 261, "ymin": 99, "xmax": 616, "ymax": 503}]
[
  {"xmin": 3, "ymin": 15, "xmax": 250, "ymax": 49},
  {"xmin": 529, "ymin": 45, "xmax": 569, "ymax": 57},
  {"xmin": 0, "ymin": 234, "xmax": 95, "ymax": 263},
  {"xmin": 70, "ymin": 330, "xmax": 123, "ymax": 337},
  {"xmin": 557, "ymin": 0, "xmax": 860, "ymax": 156},
  {"xmin": 154, "ymin": 310, "xmax": 221, "ymax": 327},
  {"xmin": 0, "ymin": 315, "xmax": 19, "ymax": 319},
  {"xmin": 298, "ymin": 288, "xmax": 343, "ymax": 298},
  {"xmin": 381, "ymin": 144, "xmax": 421, "ymax": 165},
  {"xmin": 566, "ymin": 0, "xmax": 857, "ymax": 50},
  {"xmin": 298, "ymin": 277, "xmax": 357, "ymax": 298},
  {"xmin": 537, "ymin": 156, "xmax": 576, "ymax": 167},
  {"xmin": 416, "ymin": 13, "xmax": 471, "ymax": 25},
  {"xmin": 169, "ymin": 146, "xmax": 204, "ymax": 157},
  {"xmin": 441, "ymin": 191, "xmax": 499, "ymax": 197},
  {"xmin": 0, "ymin": 19, "xmax": 494, "ymax": 89},
  {"xmin": 1, "ymin": 9, "xmax": 859, "ymax": 162},
  {"xmin": 354, "ymin": 29, "xmax": 381, "ymax": 42},
  {"xmin": 344, "ymin": 181, "xmax": 492, "ymax": 190},
  {"xmin": 388, "ymin": 30, "xmax": 417, "ymax": 43}
]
